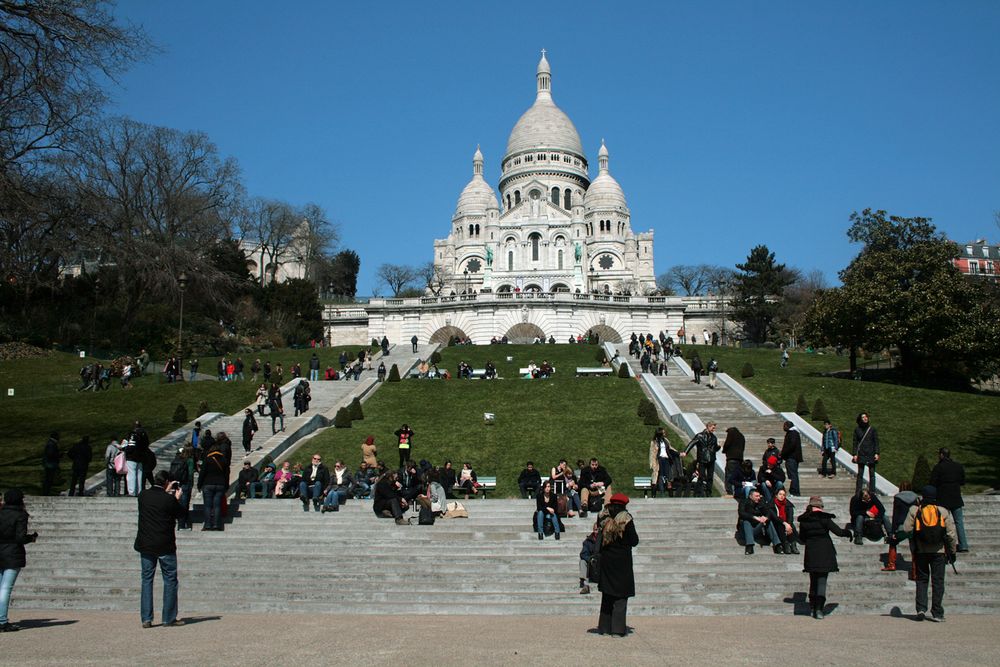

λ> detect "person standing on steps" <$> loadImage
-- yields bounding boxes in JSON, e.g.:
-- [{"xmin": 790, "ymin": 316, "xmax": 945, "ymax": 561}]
[
  {"xmin": 411, "ymin": 335, "xmax": 418, "ymax": 353},
  {"xmin": 820, "ymin": 420, "xmax": 840, "ymax": 478},
  {"xmin": 41, "ymin": 432, "xmax": 61, "ymax": 496},
  {"xmin": 134, "ymin": 471, "xmax": 184, "ymax": 627},
  {"xmin": 683, "ymin": 421, "xmax": 719, "ymax": 497},
  {"xmin": 883, "ymin": 481, "xmax": 918, "ymax": 573},
  {"xmin": 690, "ymin": 354, "xmax": 703, "ymax": 384},
  {"xmin": 0, "ymin": 489, "xmax": 38, "ymax": 632},
  {"xmin": 309, "ymin": 353, "xmax": 320, "ymax": 382},
  {"xmin": 780, "ymin": 421, "xmax": 803, "ymax": 497},
  {"xmin": 67, "ymin": 435, "xmax": 93, "ymax": 496},
  {"xmin": 798, "ymin": 495, "xmax": 853, "ymax": 619},
  {"xmin": 721, "ymin": 427, "xmax": 746, "ymax": 496},
  {"xmin": 394, "ymin": 424, "xmax": 414, "ymax": 468},
  {"xmin": 851, "ymin": 412, "xmax": 879, "ymax": 496},
  {"xmin": 900, "ymin": 485, "xmax": 958, "ymax": 622},
  {"xmin": 706, "ymin": 357, "xmax": 719, "ymax": 389},
  {"xmin": 594, "ymin": 493, "xmax": 638, "ymax": 636},
  {"xmin": 930, "ymin": 448, "xmax": 968, "ymax": 553},
  {"xmin": 241, "ymin": 409, "xmax": 258, "ymax": 455}
]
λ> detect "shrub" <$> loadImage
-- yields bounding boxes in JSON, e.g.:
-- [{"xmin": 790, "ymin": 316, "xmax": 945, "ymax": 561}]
[
  {"xmin": 911, "ymin": 454, "xmax": 932, "ymax": 490},
  {"xmin": 740, "ymin": 363, "xmax": 754, "ymax": 378},
  {"xmin": 812, "ymin": 398, "xmax": 830, "ymax": 422},
  {"xmin": 387, "ymin": 364, "xmax": 401, "ymax": 382},
  {"xmin": 334, "ymin": 407, "xmax": 352, "ymax": 428},
  {"xmin": 448, "ymin": 336, "xmax": 457, "ymax": 347},
  {"xmin": 595, "ymin": 348, "xmax": 607, "ymax": 364},
  {"xmin": 371, "ymin": 338, "xmax": 380, "ymax": 349},
  {"xmin": 172, "ymin": 403, "xmax": 188, "ymax": 424},
  {"xmin": 795, "ymin": 393, "xmax": 809, "ymax": 415},
  {"xmin": 348, "ymin": 397, "xmax": 364, "ymax": 421},
  {"xmin": 197, "ymin": 400, "xmax": 210, "ymax": 416},
  {"xmin": 618, "ymin": 362, "xmax": 630, "ymax": 378},
  {"xmin": 637, "ymin": 398, "xmax": 659, "ymax": 425},
  {"xmin": 430, "ymin": 351, "xmax": 442, "ymax": 365}
]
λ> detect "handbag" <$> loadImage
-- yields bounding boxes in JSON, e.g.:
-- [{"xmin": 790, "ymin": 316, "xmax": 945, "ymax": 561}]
[
  {"xmin": 113, "ymin": 450, "xmax": 128, "ymax": 475},
  {"xmin": 587, "ymin": 529, "xmax": 603, "ymax": 583}
]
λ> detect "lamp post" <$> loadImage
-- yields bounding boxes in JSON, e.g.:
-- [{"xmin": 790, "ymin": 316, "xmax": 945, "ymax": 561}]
[
  {"xmin": 720, "ymin": 278, "xmax": 731, "ymax": 347},
  {"xmin": 90, "ymin": 277, "xmax": 100, "ymax": 358},
  {"xmin": 177, "ymin": 272, "xmax": 187, "ymax": 380}
]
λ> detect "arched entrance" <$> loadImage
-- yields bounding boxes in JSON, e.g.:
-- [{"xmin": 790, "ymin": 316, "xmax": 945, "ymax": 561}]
[
  {"xmin": 429, "ymin": 325, "xmax": 470, "ymax": 344},
  {"xmin": 550, "ymin": 283, "xmax": 570, "ymax": 293},
  {"xmin": 496, "ymin": 284, "xmax": 513, "ymax": 293},
  {"xmin": 505, "ymin": 322, "xmax": 546, "ymax": 344},
  {"xmin": 583, "ymin": 324, "xmax": 623, "ymax": 343},
  {"xmin": 523, "ymin": 284, "xmax": 543, "ymax": 293}
]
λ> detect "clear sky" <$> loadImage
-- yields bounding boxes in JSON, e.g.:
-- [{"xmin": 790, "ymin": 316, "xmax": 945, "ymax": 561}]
[{"xmin": 108, "ymin": 1, "xmax": 1000, "ymax": 295}]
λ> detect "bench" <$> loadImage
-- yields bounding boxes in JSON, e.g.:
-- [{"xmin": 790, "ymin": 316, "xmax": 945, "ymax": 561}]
[
  {"xmin": 634, "ymin": 476, "xmax": 654, "ymax": 498},
  {"xmin": 452, "ymin": 476, "xmax": 497, "ymax": 500},
  {"xmin": 518, "ymin": 367, "xmax": 555, "ymax": 378},
  {"xmin": 576, "ymin": 367, "xmax": 613, "ymax": 377}
]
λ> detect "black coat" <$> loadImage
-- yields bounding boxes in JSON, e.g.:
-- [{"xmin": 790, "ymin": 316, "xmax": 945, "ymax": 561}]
[
  {"xmin": 852, "ymin": 424, "xmax": 879, "ymax": 463},
  {"xmin": 372, "ymin": 477, "xmax": 401, "ymax": 516},
  {"xmin": 198, "ymin": 450, "xmax": 230, "ymax": 489},
  {"xmin": 721, "ymin": 429, "xmax": 746, "ymax": 462},
  {"xmin": 798, "ymin": 509, "xmax": 852, "ymax": 573},
  {"xmin": 849, "ymin": 494, "xmax": 887, "ymax": 523},
  {"xmin": 0, "ymin": 505, "xmax": 34, "ymax": 569},
  {"xmin": 930, "ymin": 458, "xmax": 965, "ymax": 510},
  {"xmin": 780, "ymin": 429, "xmax": 803, "ymax": 463},
  {"xmin": 597, "ymin": 508, "xmax": 639, "ymax": 598},
  {"xmin": 133, "ymin": 486, "xmax": 182, "ymax": 556}
]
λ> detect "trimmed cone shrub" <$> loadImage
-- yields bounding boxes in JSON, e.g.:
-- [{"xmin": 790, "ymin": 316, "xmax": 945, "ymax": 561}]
[
  {"xmin": 595, "ymin": 348, "xmax": 607, "ymax": 364},
  {"xmin": 334, "ymin": 407, "xmax": 352, "ymax": 428},
  {"xmin": 795, "ymin": 393, "xmax": 809, "ymax": 415},
  {"xmin": 172, "ymin": 403, "xmax": 188, "ymax": 423},
  {"xmin": 387, "ymin": 364, "xmax": 401, "ymax": 382},
  {"xmin": 812, "ymin": 398, "xmax": 830, "ymax": 423},
  {"xmin": 637, "ymin": 398, "xmax": 659, "ymax": 425},
  {"xmin": 741, "ymin": 363, "xmax": 754, "ymax": 378},
  {"xmin": 618, "ymin": 362, "xmax": 630, "ymax": 378},
  {"xmin": 197, "ymin": 400, "xmax": 210, "ymax": 416},
  {"xmin": 348, "ymin": 397, "xmax": 364, "ymax": 421},
  {"xmin": 911, "ymin": 454, "xmax": 932, "ymax": 490},
  {"xmin": 430, "ymin": 351, "xmax": 442, "ymax": 365}
]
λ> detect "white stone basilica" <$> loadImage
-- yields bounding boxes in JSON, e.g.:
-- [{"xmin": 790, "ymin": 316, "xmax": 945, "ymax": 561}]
[{"xmin": 433, "ymin": 51, "xmax": 656, "ymax": 296}]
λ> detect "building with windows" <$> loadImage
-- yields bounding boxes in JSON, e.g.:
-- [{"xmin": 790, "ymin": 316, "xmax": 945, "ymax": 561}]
[
  {"xmin": 953, "ymin": 240, "xmax": 1000, "ymax": 282},
  {"xmin": 433, "ymin": 52, "xmax": 655, "ymax": 296}
]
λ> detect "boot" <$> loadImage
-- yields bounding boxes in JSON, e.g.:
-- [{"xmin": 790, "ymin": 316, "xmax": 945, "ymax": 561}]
[
  {"xmin": 789, "ymin": 543, "xmax": 800, "ymax": 555},
  {"xmin": 853, "ymin": 535, "xmax": 863, "ymax": 546},
  {"xmin": 745, "ymin": 545, "xmax": 754, "ymax": 556},
  {"xmin": 882, "ymin": 545, "xmax": 897, "ymax": 571},
  {"xmin": 814, "ymin": 596, "xmax": 826, "ymax": 620},
  {"xmin": 773, "ymin": 544, "xmax": 784, "ymax": 555}
]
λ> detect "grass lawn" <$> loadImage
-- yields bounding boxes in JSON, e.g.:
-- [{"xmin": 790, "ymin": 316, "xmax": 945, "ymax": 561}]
[
  {"xmin": 0, "ymin": 351, "xmax": 260, "ymax": 494},
  {"xmin": 685, "ymin": 346, "xmax": 1000, "ymax": 492},
  {"xmin": 192, "ymin": 344, "xmax": 379, "ymax": 381},
  {"xmin": 305, "ymin": 344, "xmax": 679, "ymax": 497}
]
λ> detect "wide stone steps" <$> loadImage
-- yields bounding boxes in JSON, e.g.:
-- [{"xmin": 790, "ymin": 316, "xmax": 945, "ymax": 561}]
[{"xmin": 13, "ymin": 496, "xmax": 1000, "ymax": 617}]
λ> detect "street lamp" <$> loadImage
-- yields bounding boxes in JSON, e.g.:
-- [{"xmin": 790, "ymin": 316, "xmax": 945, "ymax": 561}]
[
  {"xmin": 177, "ymin": 272, "xmax": 187, "ymax": 381},
  {"xmin": 90, "ymin": 277, "xmax": 100, "ymax": 358},
  {"xmin": 720, "ymin": 279, "xmax": 731, "ymax": 347}
]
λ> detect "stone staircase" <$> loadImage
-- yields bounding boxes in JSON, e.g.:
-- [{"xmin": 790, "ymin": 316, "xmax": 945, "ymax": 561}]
[
  {"xmin": 14, "ymin": 495, "xmax": 1000, "ymax": 616},
  {"xmin": 618, "ymin": 345, "xmax": 857, "ymax": 498}
]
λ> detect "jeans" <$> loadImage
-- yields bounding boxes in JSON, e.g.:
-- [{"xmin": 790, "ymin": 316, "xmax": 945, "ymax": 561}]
[
  {"xmin": 535, "ymin": 510, "xmax": 559, "ymax": 536},
  {"xmin": 519, "ymin": 483, "xmax": 538, "ymax": 499},
  {"xmin": 785, "ymin": 459, "xmax": 800, "ymax": 496},
  {"xmin": 248, "ymin": 481, "xmax": 274, "ymax": 499},
  {"xmin": 760, "ymin": 481, "xmax": 783, "ymax": 503},
  {"xmin": 310, "ymin": 369, "xmax": 319, "ymax": 381},
  {"xmin": 354, "ymin": 481, "xmax": 371, "ymax": 499},
  {"xmin": 189, "ymin": 371, "xmax": 196, "ymax": 381},
  {"xmin": 140, "ymin": 553, "xmax": 178, "ymax": 625},
  {"xmin": 914, "ymin": 552, "xmax": 946, "ymax": 618},
  {"xmin": 951, "ymin": 506, "xmax": 969, "ymax": 551},
  {"xmin": 271, "ymin": 412, "xmax": 284, "ymax": 434},
  {"xmin": 820, "ymin": 450, "xmax": 837, "ymax": 476},
  {"xmin": 299, "ymin": 481, "xmax": 322, "ymax": 508},
  {"xmin": 723, "ymin": 459, "xmax": 740, "ymax": 495},
  {"xmin": 179, "ymin": 485, "xmax": 192, "ymax": 527},
  {"xmin": 0, "ymin": 568, "xmax": 21, "ymax": 624},
  {"xmin": 855, "ymin": 461, "xmax": 877, "ymax": 495},
  {"xmin": 201, "ymin": 484, "xmax": 225, "ymax": 529},
  {"xmin": 324, "ymin": 489, "xmax": 348, "ymax": 509},
  {"xmin": 106, "ymin": 469, "xmax": 122, "ymax": 496},
  {"xmin": 741, "ymin": 519, "xmax": 780, "ymax": 546},
  {"xmin": 694, "ymin": 461, "xmax": 714, "ymax": 497},
  {"xmin": 126, "ymin": 460, "xmax": 143, "ymax": 497},
  {"xmin": 853, "ymin": 513, "xmax": 891, "ymax": 540},
  {"xmin": 598, "ymin": 595, "xmax": 628, "ymax": 635}
]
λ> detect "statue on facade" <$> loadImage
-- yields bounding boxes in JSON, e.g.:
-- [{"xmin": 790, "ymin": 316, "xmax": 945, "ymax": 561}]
[
  {"xmin": 485, "ymin": 245, "xmax": 493, "ymax": 268},
  {"xmin": 574, "ymin": 242, "xmax": 582, "ymax": 263}
]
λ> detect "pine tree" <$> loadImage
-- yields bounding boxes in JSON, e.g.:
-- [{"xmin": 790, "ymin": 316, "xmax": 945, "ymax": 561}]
[
  {"xmin": 911, "ymin": 454, "xmax": 932, "ymax": 490},
  {"xmin": 348, "ymin": 397, "xmax": 364, "ymax": 421},
  {"xmin": 387, "ymin": 364, "xmax": 401, "ymax": 382},
  {"xmin": 795, "ymin": 393, "xmax": 809, "ymax": 415},
  {"xmin": 741, "ymin": 363, "xmax": 755, "ymax": 378},
  {"xmin": 197, "ymin": 400, "xmax": 210, "ymax": 416},
  {"xmin": 618, "ymin": 362, "xmax": 630, "ymax": 378},
  {"xmin": 812, "ymin": 398, "xmax": 830, "ymax": 422},
  {"xmin": 334, "ymin": 407, "xmax": 352, "ymax": 428},
  {"xmin": 172, "ymin": 403, "xmax": 188, "ymax": 423}
]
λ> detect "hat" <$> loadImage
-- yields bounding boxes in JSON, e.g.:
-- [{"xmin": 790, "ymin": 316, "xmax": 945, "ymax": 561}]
[
  {"xmin": 808, "ymin": 495, "xmax": 824, "ymax": 509},
  {"xmin": 767, "ymin": 456, "xmax": 778, "ymax": 467},
  {"xmin": 921, "ymin": 485, "xmax": 937, "ymax": 500},
  {"xmin": 609, "ymin": 493, "xmax": 630, "ymax": 506},
  {"xmin": 3, "ymin": 489, "xmax": 24, "ymax": 507}
]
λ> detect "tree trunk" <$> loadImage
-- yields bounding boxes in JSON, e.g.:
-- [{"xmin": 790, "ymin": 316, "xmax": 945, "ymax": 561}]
[{"xmin": 849, "ymin": 346, "xmax": 857, "ymax": 373}]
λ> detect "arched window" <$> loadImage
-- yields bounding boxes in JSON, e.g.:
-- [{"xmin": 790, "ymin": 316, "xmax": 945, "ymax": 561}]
[
  {"xmin": 551, "ymin": 187, "xmax": 560, "ymax": 205},
  {"xmin": 558, "ymin": 249, "xmax": 564, "ymax": 270},
  {"xmin": 514, "ymin": 190, "xmax": 521, "ymax": 205},
  {"xmin": 564, "ymin": 188, "xmax": 571, "ymax": 209},
  {"xmin": 507, "ymin": 251, "xmax": 514, "ymax": 271},
  {"xmin": 506, "ymin": 194, "xmax": 511, "ymax": 210},
  {"xmin": 468, "ymin": 224, "xmax": 474, "ymax": 236},
  {"xmin": 529, "ymin": 233, "xmax": 541, "ymax": 261},
  {"xmin": 474, "ymin": 224, "xmax": 480, "ymax": 236}
]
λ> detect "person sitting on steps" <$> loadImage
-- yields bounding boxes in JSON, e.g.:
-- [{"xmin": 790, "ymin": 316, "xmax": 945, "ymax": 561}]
[
  {"xmin": 535, "ymin": 480, "xmax": 562, "ymax": 540},
  {"xmin": 579, "ymin": 458, "xmax": 613, "ymax": 517}
]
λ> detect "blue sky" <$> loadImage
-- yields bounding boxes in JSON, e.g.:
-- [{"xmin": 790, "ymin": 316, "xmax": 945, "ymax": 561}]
[{"xmin": 109, "ymin": 1, "xmax": 1000, "ymax": 295}]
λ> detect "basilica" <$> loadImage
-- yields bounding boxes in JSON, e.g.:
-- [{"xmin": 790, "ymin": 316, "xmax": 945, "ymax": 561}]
[{"xmin": 433, "ymin": 52, "xmax": 656, "ymax": 296}]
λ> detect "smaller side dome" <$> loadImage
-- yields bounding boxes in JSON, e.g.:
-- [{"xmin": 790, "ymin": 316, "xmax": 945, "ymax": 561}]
[
  {"xmin": 455, "ymin": 146, "xmax": 499, "ymax": 217},
  {"xmin": 584, "ymin": 140, "xmax": 627, "ymax": 211}
]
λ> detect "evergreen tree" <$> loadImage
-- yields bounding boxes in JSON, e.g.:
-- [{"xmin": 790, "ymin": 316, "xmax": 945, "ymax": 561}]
[
  {"xmin": 812, "ymin": 398, "xmax": 830, "ymax": 422},
  {"xmin": 172, "ymin": 403, "xmax": 188, "ymax": 423},
  {"xmin": 348, "ymin": 397, "xmax": 364, "ymax": 421},
  {"xmin": 731, "ymin": 245, "xmax": 794, "ymax": 344},
  {"xmin": 911, "ymin": 454, "xmax": 932, "ymax": 490},
  {"xmin": 795, "ymin": 393, "xmax": 809, "ymax": 415},
  {"xmin": 618, "ymin": 362, "xmax": 630, "ymax": 378},
  {"xmin": 334, "ymin": 407, "xmax": 352, "ymax": 428},
  {"xmin": 740, "ymin": 362, "xmax": 755, "ymax": 378},
  {"xmin": 387, "ymin": 364, "xmax": 401, "ymax": 382}
]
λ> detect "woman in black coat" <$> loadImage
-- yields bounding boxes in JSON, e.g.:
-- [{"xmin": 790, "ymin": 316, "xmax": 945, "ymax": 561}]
[
  {"xmin": 798, "ymin": 495, "xmax": 853, "ymax": 619},
  {"xmin": 596, "ymin": 493, "xmax": 639, "ymax": 636},
  {"xmin": 535, "ymin": 480, "xmax": 562, "ymax": 540},
  {"xmin": 0, "ymin": 489, "xmax": 37, "ymax": 631}
]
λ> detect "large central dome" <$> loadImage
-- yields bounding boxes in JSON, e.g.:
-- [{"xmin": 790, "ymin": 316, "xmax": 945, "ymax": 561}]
[{"xmin": 504, "ymin": 52, "xmax": 584, "ymax": 158}]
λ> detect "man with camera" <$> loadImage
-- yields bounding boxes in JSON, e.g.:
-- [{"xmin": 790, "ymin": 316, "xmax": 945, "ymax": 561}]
[{"xmin": 134, "ymin": 470, "xmax": 184, "ymax": 628}]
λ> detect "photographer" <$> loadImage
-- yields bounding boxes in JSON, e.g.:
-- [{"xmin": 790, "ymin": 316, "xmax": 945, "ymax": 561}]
[
  {"xmin": 0, "ymin": 489, "xmax": 38, "ymax": 632},
  {"xmin": 134, "ymin": 470, "xmax": 184, "ymax": 628}
]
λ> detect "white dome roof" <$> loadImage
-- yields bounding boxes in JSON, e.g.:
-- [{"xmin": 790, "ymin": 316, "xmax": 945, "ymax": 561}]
[
  {"xmin": 584, "ymin": 141, "xmax": 627, "ymax": 211},
  {"xmin": 455, "ymin": 146, "xmax": 498, "ymax": 216},
  {"xmin": 505, "ymin": 53, "xmax": 583, "ymax": 158}
]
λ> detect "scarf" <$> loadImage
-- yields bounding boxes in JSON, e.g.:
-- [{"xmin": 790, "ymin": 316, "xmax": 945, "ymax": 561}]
[
  {"xmin": 599, "ymin": 508, "xmax": 633, "ymax": 546},
  {"xmin": 774, "ymin": 497, "xmax": 788, "ymax": 522}
]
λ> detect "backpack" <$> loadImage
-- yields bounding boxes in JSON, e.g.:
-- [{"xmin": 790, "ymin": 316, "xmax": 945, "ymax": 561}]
[
  {"xmin": 418, "ymin": 505, "xmax": 436, "ymax": 525},
  {"xmin": 914, "ymin": 502, "xmax": 946, "ymax": 547},
  {"xmin": 113, "ymin": 450, "xmax": 128, "ymax": 475},
  {"xmin": 169, "ymin": 458, "xmax": 190, "ymax": 486}
]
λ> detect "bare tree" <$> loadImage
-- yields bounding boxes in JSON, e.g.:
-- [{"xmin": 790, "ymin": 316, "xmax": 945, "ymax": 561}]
[
  {"xmin": 419, "ymin": 262, "xmax": 451, "ymax": 296},
  {"xmin": 236, "ymin": 198, "xmax": 300, "ymax": 284},
  {"xmin": 376, "ymin": 263, "xmax": 418, "ymax": 296},
  {"xmin": 65, "ymin": 117, "xmax": 243, "ymax": 340},
  {"xmin": 657, "ymin": 264, "xmax": 719, "ymax": 295}
]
